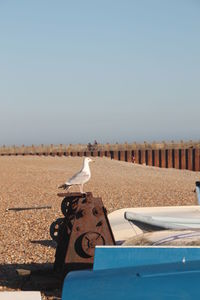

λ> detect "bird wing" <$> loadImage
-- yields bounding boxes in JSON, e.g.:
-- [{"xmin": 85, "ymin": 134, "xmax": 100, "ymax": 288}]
[{"xmin": 66, "ymin": 170, "xmax": 90, "ymax": 185}]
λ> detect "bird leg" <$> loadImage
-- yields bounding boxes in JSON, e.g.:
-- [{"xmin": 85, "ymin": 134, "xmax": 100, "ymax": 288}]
[{"xmin": 79, "ymin": 184, "xmax": 84, "ymax": 193}]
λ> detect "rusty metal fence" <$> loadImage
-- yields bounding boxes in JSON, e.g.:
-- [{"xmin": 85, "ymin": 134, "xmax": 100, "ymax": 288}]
[{"xmin": 0, "ymin": 143, "xmax": 199, "ymax": 171}]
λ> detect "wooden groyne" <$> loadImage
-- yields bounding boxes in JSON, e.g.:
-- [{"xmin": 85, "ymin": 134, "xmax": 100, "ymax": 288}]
[{"xmin": 0, "ymin": 142, "xmax": 200, "ymax": 171}]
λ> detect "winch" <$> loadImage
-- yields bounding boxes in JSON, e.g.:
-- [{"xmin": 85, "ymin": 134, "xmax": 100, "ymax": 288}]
[{"xmin": 50, "ymin": 192, "xmax": 115, "ymax": 276}]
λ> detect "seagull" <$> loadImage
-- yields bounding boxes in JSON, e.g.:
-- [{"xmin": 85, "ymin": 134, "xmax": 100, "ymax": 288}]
[{"xmin": 59, "ymin": 157, "xmax": 94, "ymax": 193}]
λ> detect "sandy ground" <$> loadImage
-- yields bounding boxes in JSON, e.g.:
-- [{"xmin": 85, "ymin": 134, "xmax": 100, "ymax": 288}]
[{"xmin": 0, "ymin": 156, "xmax": 199, "ymax": 299}]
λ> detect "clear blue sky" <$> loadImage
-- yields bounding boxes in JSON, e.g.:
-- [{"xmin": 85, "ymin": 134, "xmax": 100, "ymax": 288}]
[{"xmin": 0, "ymin": 0, "xmax": 199, "ymax": 146}]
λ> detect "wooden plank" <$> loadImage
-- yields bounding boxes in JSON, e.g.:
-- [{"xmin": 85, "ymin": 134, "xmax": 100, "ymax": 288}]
[
  {"xmin": 154, "ymin": 150, "xmax": 160, "ymax": 167},
  {"xmin": 66, "ymin": 152, "xmax": 70, "ymax": 156},
  {"xmin": 168, "ymin": 149, "xmax": 173, "ymax": 168},
  {"xmin": 188, "ymin": 148, "xmax": 193, "ymax": 170},
  {"xmin": 106, "ymin": 151, "xmax": 111, "ymax": 158},
  {"xmin": 174, "ymin": 149, "xmax": 180, "ymax": 169},
  {"xmin": 71, "ymin": 151, "xmax": 77, "ymax": 157},
  {"xmin": 113, "ymin": 151, "xmax": 118, "ymax": 160},
  {"xmin": 99, "ymin": 151, "xmax": 104, "ymax": 157},
  {"xmin": 92, "ymin": 151, "xmax": 98, "ymax": 157},
  {"xmin": 126, "ymin": 150, "xmax": 132, "ymax": 162},
  {"xmin": 194, "ymin": 148, "xmax": 200, "ymax": 171},
  {"xmin": 104, "ymin": 151, "xmax": 108, "ymax": 158},
  {"xmin": 134, "ymin": 150, "xmax": 139, "ymax": 164},
  {"xmin": 147, "ymin": 150, "xmax": 152, "ymax": 166},
  {"xmin": 181, "ymin": 149, "xmax": 186, "ymax": 170},
  {"xmin": 120, "ymin": 151, "xmax": 125, "ymax": 161},
  {"xmin": 78, "ymin": 151, "xmax": 83, "ymax": 157},
  {"xmin": 85, "ymin": 151, "xmax": 91, "ymax": 157},
  {"xmin": 161, "ymin": 149, "xmax": 166, "ymax": 168},
  {"xmin": 141, "ymin": 150, "xmax": 146, "ymax": 164}
]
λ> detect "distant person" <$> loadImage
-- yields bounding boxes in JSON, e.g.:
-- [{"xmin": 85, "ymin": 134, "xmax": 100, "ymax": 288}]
[
  {"xmin": 93, "ymin": 140, "xmax": 98, "ymax": 150},
  {"xmin": 87, "ymin": 143, "xmax": 92, "ymax": 151}
]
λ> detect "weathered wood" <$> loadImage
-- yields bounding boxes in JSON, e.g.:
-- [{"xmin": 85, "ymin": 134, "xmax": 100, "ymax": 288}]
[
  {"xmin": 99, "ymin": 151, "xmax": 104, "ymax": 157},
  {"xmin": 161, "ymin": 150, "xmax": 166, "ymax": 168},
  {"xmin": 113, "ymin": 150, "xmax": 118, "ymax": 160},
  {"xmin": 63, "ymin": 152, "xmax": 69, "ymax": 156},
  {"xmin": 126, "ymin": 150, "xmax": 132, "ymax": 162},
  {"xmin": 120, "ymin": 151, "xmax": 126, "ymax": 161},
  {"xmin": 147, "ymin": 150, "xmax": 152, "ymax": 166},
  {"xmin": 154, "ymin": 150, "xmax": 160, "ymax": 167},
  {"xmin": 92, "ymin": 151, "xmax": 98, "ymax": 157},
  {"xmin": 1, "ymin": 143, "xmax": 199, "ymax": 171},
  {"xmin": 134, "ymin": 150, "xmax": 139, "ymax": 164},
  {"xmin": 106, "ymin": 150, "xmax": 111, "ymax": 158},
  {"xmin": 174, "ymin": 149, "xmax": 180, "ymax": 169},
  {"xmin": 104, "ymin": 151, "xmax": 108, "ymax": 158},
  {"xmin": 168, "ymin": 149, "xmax": 173, "ymax": 168},
  {"xmin": 188, "ymin": 148, "xmax": 193, "ymax": 171},
  {"xmin": 181, "ymin": 149, "xmax": 186, "ymax": 170},
  {"xmin": 194, "ymin": 148, "xmax": 200, "ymax": 171},
  {"xmin": 141, "ymin": 150, "xmax": 146, "ymax": 165},
  {"xmin": 71, "ymin": 151, "xmax": 77, "ymax": 157}
]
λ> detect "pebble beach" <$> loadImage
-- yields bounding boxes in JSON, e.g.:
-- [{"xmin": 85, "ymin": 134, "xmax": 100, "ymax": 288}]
[{"xmin": 0, "ymin": 156, "xmax": 199, "ymax": 298}]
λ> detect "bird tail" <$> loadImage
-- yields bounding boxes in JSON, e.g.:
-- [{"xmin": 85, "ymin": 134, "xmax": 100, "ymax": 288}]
[{"xmin": 58, "ymin": 183, "xmax": 70, "ymax": 190}]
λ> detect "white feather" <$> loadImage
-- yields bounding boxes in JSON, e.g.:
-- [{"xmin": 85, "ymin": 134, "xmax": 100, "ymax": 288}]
[{"xmin": 59, "ymin": 157, "xmax": 93, "ymax": 193}]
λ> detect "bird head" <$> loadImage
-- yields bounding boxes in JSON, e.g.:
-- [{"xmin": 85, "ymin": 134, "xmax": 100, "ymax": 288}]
[{"xmin": 84, "ymin": 157, "xmax": 94, "ymax": 163}]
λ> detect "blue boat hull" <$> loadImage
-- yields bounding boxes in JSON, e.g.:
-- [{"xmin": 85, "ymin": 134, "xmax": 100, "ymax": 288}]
[
  {"xmin": 62, "ymin": 247, "xmax": 200, "ymax": 300},
  {"xmin": 62, "ymin": 261, "xmax": 200, "ymax": 300}
]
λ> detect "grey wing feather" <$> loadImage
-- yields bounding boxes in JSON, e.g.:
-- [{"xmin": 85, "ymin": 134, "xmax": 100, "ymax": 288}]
[{"xmin": 66, "ymin": 171, "xmax": 90, "ymax": 185}]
